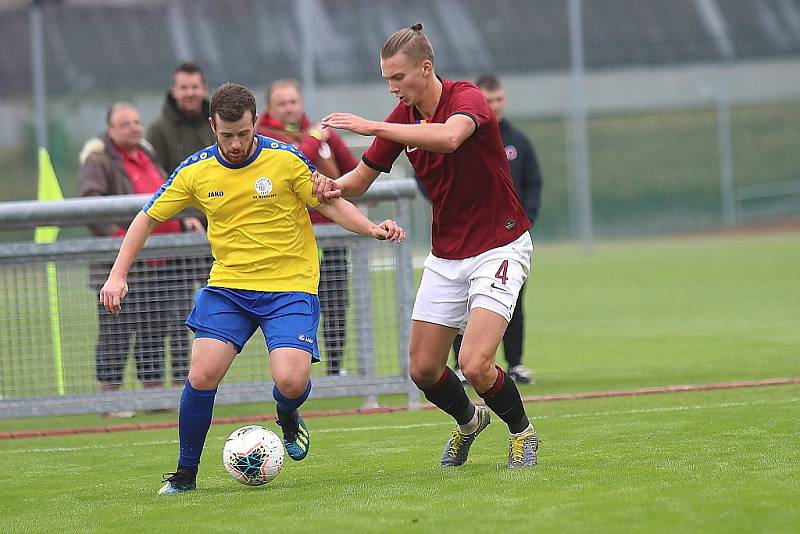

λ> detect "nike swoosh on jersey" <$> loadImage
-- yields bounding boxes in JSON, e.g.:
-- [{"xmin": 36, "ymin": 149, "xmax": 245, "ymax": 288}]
[{"xmin": 406, "ymin": 146, "xmax": 418, "ymax": 153}]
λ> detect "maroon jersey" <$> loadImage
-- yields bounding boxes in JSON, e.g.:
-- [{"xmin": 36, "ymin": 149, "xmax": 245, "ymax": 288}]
[{"xmin": 363, "ymin": 78, "xmax": 530, "ymax": 259}]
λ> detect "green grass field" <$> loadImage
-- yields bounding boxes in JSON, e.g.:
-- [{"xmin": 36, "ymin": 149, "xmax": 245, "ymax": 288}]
[
  {"xmin": 1, "ymin": 232, "xmax": 799, "ymax": 532},
  {"xmin": 1, "ymin": 386, "xmax": 797, "ymax": 532}
]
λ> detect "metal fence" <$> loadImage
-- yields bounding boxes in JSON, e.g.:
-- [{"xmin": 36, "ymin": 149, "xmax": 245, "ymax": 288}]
[{"xmin": 0, "ymin": 180, "xmax": 419, "ymax": 418}]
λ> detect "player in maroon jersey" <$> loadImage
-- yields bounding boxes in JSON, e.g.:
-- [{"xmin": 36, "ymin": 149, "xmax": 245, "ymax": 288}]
[{"xmin": 313, "ymin": 23, "xmax": 538, "ymax": 468}]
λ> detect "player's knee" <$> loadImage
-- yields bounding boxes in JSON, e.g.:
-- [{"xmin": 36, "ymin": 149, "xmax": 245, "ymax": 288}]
[
  {"xmin": 459, "ymin": 351, "xmax": 495, "ymax": 385},
  {"xmin": 409, "ymin": 360, "xmax": 442, "ymax": 389},
  {"xmin": 274, "ymin": 376, "xmax": 308, "ymax": 399},
  {"xmin": 187, "ymin": 369, "xmax": 221, "ymax": 390}
]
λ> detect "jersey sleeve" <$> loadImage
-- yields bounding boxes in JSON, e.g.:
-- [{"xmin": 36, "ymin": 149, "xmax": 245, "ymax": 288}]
[
  {"xmin": 291, "ymin": 151, "xmax": 321, "ymax": 208},
  {"xmin": 142, "ymin": 167, "xmax": 193, "ymax": 222},
  {"xmin": 449, "ymin": 84, "xmax": 493, "ymax": 131},
  {"xmin": 362, "ymin": 105, "xmax": 406, "ymax": 174}
]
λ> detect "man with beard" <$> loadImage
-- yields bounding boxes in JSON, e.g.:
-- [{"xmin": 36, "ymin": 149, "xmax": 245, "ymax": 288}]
[{"xmin": 99, "ymin": 83, "xmax": 406, "ymax": 494}]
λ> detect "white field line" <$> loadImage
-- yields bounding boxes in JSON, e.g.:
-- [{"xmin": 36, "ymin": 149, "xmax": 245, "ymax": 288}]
[{"xmin": 1, "ymin": 397, "xmax": 796, "ymax": 455}]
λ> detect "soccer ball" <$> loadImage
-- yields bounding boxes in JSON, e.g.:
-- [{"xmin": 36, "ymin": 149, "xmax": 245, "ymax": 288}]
[{"xmin": 222, "ymin": 425, "xmax": 284, "ymax": 486}]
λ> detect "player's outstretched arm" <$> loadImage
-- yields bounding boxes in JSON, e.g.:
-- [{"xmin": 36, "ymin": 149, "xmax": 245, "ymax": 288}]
[
  {"xmin": 100, "ymin": 211, "xmax": 160, "ymax": 316},
  {"xmin": 321, "ymin": 113, "xmax": 475, "ymax": 153},
  {"xmin": 314, "ymin": 198, "xmax": 405, "ymax": 243},
  {"xmin": 311, "ymin": 161, "xmax": 380, "ymax": 202}
]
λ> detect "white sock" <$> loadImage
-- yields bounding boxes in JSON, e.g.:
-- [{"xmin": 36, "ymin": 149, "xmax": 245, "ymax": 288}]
[
  {"xmin": 510, "ymin": 423, "xmax": 534, "ymax": 437},
  {"xmin": 459, "ymin": 406, "xmax": 480, "ymax": 434}
]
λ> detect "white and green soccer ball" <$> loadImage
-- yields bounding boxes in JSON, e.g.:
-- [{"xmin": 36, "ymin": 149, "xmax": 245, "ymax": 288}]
[{"xmin": 222, "ymin": 425, "xmax": 284, "ymax": 486}]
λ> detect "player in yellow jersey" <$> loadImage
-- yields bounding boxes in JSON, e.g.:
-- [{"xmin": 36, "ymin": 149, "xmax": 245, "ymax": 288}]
[{"xmin": 98, "ymin": 83, "xmax": 405, "ymax": 494}]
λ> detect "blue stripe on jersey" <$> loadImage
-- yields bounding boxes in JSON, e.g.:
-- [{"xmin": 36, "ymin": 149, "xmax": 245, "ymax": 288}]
[
  {"xmin": 258, "ymin": 135, "xmax": 317, "ymax": 174},
  {"xmin": 143, "ymin": 146, "xmax": 214, "ymax": 214},
  {"xmin": 212, "ymin": 137, "xmax": 263, "ymax": 169},
  {"xmin": 144, "ymin": 137, "xmax": 317, "ymax": 214}
]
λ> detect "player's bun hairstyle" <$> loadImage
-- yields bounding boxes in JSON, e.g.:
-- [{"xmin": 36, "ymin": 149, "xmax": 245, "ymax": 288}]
[
  {"xmin": 381, "ymin": 21, "xmax": 435, "ymax": 65},
  {"xmin": 210, "ymin": 82, "xmax": 257, "ymax": 124}
]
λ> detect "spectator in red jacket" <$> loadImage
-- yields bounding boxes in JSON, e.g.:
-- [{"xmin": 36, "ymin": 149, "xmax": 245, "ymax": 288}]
[{"xmin": 257, "ymin": 80, "xmax": 358, "ymax": 376}]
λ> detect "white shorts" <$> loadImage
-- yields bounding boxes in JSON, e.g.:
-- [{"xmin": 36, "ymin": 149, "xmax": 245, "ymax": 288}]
[{"xmin": 411, "ymin": 232, "xmax": 533, "ymax": 329}]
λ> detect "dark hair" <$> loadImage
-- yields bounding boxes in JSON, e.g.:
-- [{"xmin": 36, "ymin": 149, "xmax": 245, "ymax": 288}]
[
  {"xmin": 475, "ymin": 74, "xmax": 502, "ymax": 91},
  {"xmin": 173, "ymin": 62, "xmax": 206, "ymax": 84},
  {"xmin": 209, "ymin": 83, "xmax": 257, "ymax": 123},
  {"xmin": 266, "ymin": 79, "xmax": 302, "ymax": 106},
  {"xmin": 381, "ymin": 21, "xmax": 435, "ymax": 65}
]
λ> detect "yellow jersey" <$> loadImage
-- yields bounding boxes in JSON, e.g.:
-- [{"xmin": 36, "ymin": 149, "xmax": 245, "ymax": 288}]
[{"xmin": 143, "ymin": 135, "xmax": 321, "ymax": 293}]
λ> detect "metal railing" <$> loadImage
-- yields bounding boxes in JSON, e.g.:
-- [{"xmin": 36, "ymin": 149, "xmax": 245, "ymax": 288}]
[
  {"xmin": 733, "ymin": 179, "xmax": 800, "ymax": 222},
  {"xmin": 0, "ymin": 179, "xmax": 419, "ymax": 418}
]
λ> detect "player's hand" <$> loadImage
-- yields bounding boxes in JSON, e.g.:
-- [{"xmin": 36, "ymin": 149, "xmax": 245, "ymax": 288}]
[
  {"xmin": 100, "ymin": 277, "xmax": 128, "ymax": 316},
  {"xmin": 311, "ymin": 171, "xmax": 342, "ymax": 203},
  {"xmin": 373, "ymin": 219, "xmax": 405, "ymax": 243},
  {"xmin": 182, "ymin": 217, "xmax": 205, "ymax": 233},
  {"xmin": 309, "ymin": 123, "xmax": 330, "ymax": 142},
  {"xmin": 320, "ymin": 113, "xmax": 374, "ymax": 136}
]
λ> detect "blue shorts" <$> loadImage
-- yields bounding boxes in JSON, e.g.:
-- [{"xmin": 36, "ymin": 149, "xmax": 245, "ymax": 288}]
[{"xmin": 186, "ymin": 286, "xmax": 320, "ymax": 361}]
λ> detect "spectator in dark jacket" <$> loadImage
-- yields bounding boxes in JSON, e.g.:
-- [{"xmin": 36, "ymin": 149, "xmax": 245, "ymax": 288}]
[
  {"xmin": 79, "ymin": 102, "xmax": 203, "ymax": 415},
  {"xmin": 147, "ymin": 62, "xmax": 216, "ymax": 380},
  {"xmin": 257, "ymin": 79, "xmax": 359, "ymax": 376},
  {"xmin": 146, "ymin": 62, "xmax": 215, "ymax": 175},
  {"xmin": 453, "ymin": 74, "xmax": 543, "ymax": 385}
]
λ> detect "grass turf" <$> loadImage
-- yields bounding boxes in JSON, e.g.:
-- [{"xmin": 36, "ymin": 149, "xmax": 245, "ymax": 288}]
[
  {"xmin": 0, "ymin": 232, "xmax": 798, "ymax": 531},
  {"xmin": 0, "ymin": 384, "xmax": 798, "ymax": 533}
]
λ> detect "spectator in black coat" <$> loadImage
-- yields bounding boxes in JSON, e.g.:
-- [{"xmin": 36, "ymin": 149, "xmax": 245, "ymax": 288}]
[{"xmin": 453, "ymin": 74, "xmax": 543, "ymax": 385}]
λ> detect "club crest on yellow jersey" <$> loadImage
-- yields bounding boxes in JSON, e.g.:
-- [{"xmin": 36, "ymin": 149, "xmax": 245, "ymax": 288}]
[{"xmin": 253, "ymin": 177, "xmax": 275, "ymax": 199}]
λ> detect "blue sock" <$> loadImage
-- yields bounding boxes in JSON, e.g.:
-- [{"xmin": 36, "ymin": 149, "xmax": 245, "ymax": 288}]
[
  {"xmin": 178, "ymin": 379, "xmax": 217, "ymax": 468},
  {"xmin": 273, "ymin": 381, "xmax": 312, "ymax": 419}
]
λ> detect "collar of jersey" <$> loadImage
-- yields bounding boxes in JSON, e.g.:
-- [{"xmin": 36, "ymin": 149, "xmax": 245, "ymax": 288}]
[{"xmin": 212, "ymin": 137, "xmax": 263, "ymax": 169}]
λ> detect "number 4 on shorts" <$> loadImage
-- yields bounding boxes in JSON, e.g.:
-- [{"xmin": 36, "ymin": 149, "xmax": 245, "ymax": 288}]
[{"xmin": 495, "ymin": 259, "xmax": 509, "ymax": 285}]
